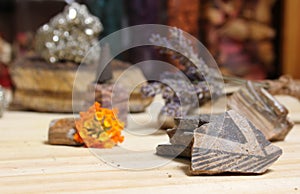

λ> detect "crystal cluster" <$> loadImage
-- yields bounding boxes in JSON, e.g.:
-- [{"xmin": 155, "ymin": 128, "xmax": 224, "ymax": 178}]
[
  {"xmin": 35, "ymin": 2, "xmax": 103, "ymax": 64},
  {"xmin": 142, "ymin": 28, "xmax": 223, "ymax": 121}
]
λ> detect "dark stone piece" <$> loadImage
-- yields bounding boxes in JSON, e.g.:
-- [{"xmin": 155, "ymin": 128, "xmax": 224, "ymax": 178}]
[
  {"xmin": 174, "ymin": 114, "xmax": 212, "ymax": 131},
  {"xmin": 156, "ymin": 144, "xmax": 191, "ymax": 158},
  {"xmin": 169, "ymin": 130, "xmax": 193, "ymax": 147}
]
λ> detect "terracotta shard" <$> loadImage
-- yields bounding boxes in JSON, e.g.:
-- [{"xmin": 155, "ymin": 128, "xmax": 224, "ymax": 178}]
[
  {"xmin": 190, "ymin": 110, "xmax": 282, "ymax": 175},
  {"xmin": 228, "ymin": 81, "xmax": 294, "ymax": 141}
]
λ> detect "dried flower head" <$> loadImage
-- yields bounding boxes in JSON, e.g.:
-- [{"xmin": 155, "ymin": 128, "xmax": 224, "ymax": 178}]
[{"xmin": 75, "ymin": 102, "xmax": 124, "ymax": 148}]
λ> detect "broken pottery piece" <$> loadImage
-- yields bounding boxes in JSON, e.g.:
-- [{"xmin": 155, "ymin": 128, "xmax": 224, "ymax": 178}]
[
  {"xmin": 228, "ymin": 81, "xmax": 294, "ymax": 141},
  {"xmin": 190, "ymin": 110, "xmax": 282, "ymax": 175}
]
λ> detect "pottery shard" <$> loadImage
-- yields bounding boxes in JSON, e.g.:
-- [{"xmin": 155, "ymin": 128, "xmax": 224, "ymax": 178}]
[
  {"xmin": 190, "ymin": 110, "xmax": 282, "ymax": 175},
  {"xmin": 48, "ymin": 118, "xmax": 83, "ymax": 146}
]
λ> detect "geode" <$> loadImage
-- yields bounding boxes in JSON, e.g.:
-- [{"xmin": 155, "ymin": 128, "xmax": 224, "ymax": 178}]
[{"xmin": 35, "ymin": 2, "xmax": 103, "ymax": 64}]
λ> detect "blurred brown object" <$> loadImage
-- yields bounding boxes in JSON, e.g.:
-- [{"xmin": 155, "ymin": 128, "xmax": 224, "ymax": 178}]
[
  {"xmin": 202, "ymin": 0, "xmax": 276, "ymax": 79},
  {"xmin": 264, "ymin": 75, "xmax": 300, "ymax": 101},
  {"xmin": 13, "ymin": 32, "xmax": 35, "ymax": 57},
  {"xmin": 167, "ymin": 0, "xmax": 200, "ymax": 37},
  {"xmin": 86, "ymin": 82, "xmax": 128, "ymax": 124}
]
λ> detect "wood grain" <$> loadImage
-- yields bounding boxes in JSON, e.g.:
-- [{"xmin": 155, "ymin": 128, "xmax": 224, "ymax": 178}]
[
  {"xmin": 282, "ymin": 0, "xmax": 300, "ymax": 78},
  {"xmin": 0, "ymin": 98, "xmax": 300, "ymax": 193}
]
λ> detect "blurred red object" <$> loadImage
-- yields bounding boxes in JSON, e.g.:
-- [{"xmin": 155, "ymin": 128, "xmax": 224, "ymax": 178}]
[
  {"xmin": 0, "ymin": 36, "xmax": 12, "ymax": 89},
  {"xmin": 0, "ymin": 62, "xmax": 12, "ymax": 88}
]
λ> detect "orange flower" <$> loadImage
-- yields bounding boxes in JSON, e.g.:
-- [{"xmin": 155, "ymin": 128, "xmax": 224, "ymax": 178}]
[
  {"xmin": 75, "ymin": 102, "xmax": 125, "ymax": 148},
  {"xmin": 73, "ymin": 132, "xmax": 84, "ymax": 144}
]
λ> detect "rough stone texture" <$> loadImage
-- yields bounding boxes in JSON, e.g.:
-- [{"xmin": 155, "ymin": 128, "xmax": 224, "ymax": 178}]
[
  {"xmin": 190, "ymin": 110, "xmax": 282, "ymax": 175},
  {"xmin": 157, "ymin": 114, "xmax": 217, "ymax": 158},
  {"xmin": 174, "ymin": 114, "xmax": 212, "ymax": 131},
  {"xmin": 228, "ymin": 81, "xmax": 294, "ymax": 141},
  {"xmin": 156, "ymin": 144, "xmax": 191, "ymax": 158},
  {"xmin": 35, "ymin": 2, "xmax": 102, "ymax": 64},
  {"xmin": 48, "ymin": 118, "xmax": 83, "ymax": 146},
  {"xmin": 10, "ymin": 56, "xmax": 132, "ymax": 114},
  {"xmin": 157, "ymin": 128, "xmax": 193, "ymax": 158},
  {"xmin": 169, "ymin": 130, "xmax": 193, "ymax": 147},
  {"xmin": 10, "ymin": 55, "xmax": 95, "ymax": 112}
]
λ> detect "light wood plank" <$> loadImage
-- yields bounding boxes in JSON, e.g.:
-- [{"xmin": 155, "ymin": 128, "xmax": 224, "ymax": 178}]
[{"xmin": 0, "ymin": 98, "xmax": 300, "ymax": 193}]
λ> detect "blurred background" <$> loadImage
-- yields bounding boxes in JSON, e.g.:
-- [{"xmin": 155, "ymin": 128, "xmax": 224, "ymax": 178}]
[{"xmin": 0, "ymin": 0, "xmax": 299, "ymax": 90}]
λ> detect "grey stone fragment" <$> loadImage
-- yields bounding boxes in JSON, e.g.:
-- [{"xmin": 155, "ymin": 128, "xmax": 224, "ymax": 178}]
[
  {"xmin": 156, "ymin": 144, "xmax": 191, "ymax": 158},
  {"xmin": 174, "ymin": 114, "xmax": 212, "ymax": 131},
  {"xmin": 169, "ymin": 130, "xmax": 193, "ymax": 146}
]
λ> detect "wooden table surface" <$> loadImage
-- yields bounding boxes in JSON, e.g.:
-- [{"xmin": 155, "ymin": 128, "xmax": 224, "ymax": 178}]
[{"xmin": 0, "ymin": 96, "xmax": 300, "ymax": 193}]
